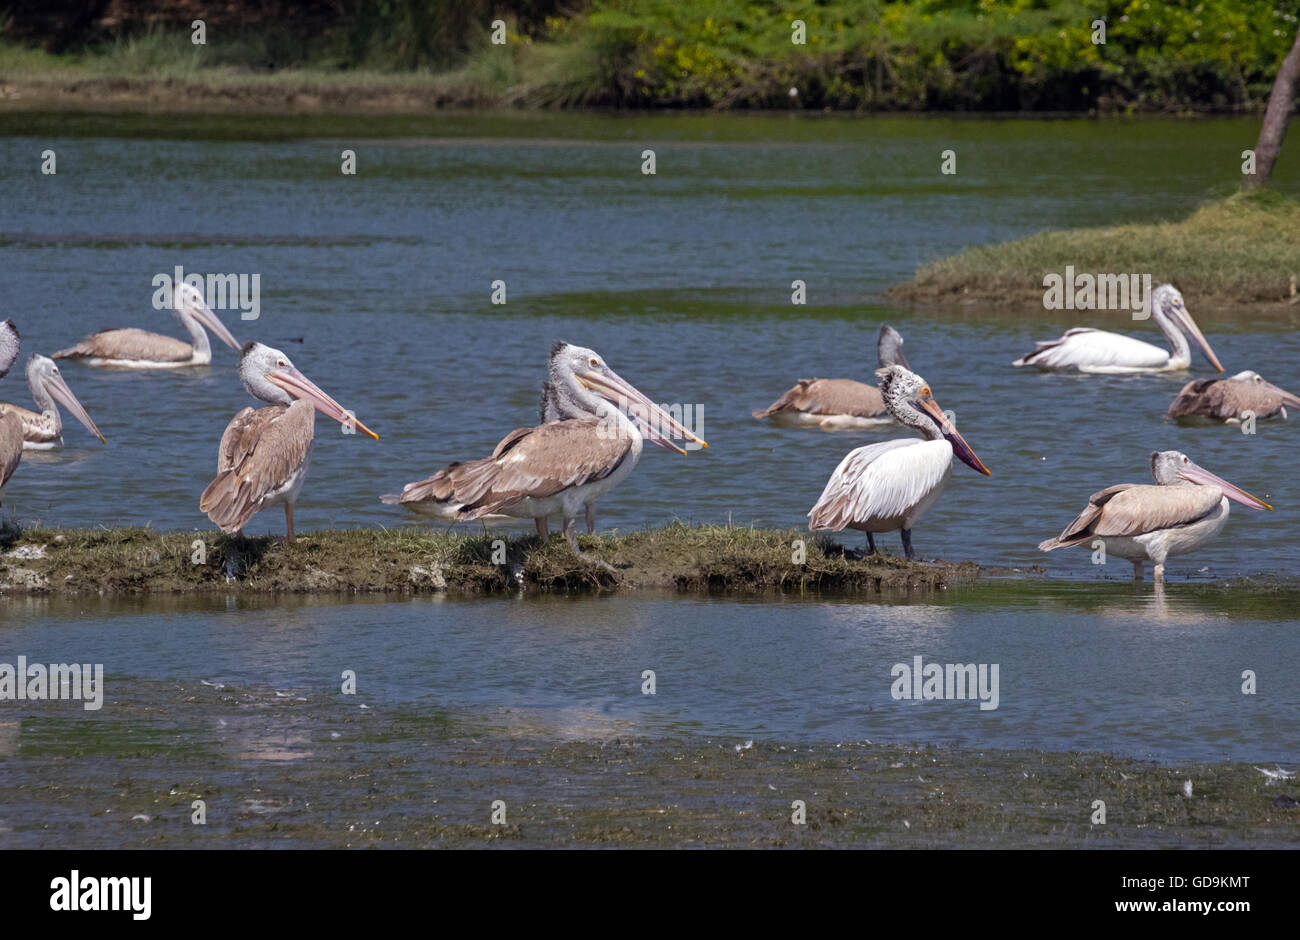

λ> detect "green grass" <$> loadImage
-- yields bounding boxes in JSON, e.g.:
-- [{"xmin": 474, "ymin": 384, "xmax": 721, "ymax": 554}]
[{"xmin": 891, "ymin": 188, "xmax": 1300, "ymax": 307}]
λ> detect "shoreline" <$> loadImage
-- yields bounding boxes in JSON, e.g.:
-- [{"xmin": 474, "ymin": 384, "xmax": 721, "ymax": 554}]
[{"xmin": 0, "ymin": 524, "xmax": 978, "ymax": 597}]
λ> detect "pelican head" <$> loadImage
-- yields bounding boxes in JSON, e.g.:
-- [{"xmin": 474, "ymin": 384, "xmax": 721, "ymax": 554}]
[
  {"xmin": 1231, "ymin": 370, "xmax": 1300, "ymax": 407},
  {"xmin": 172, "ymin": 283, "xmax": 241, "ymax": 352},
  {"xmin": 26, "ymin": 355, "xmax": 106, "ymax": 442},
  {"xmin": 1151, "ymin": 284, "xmax": 1223, "ymax": 372},
  {"xmin": 0, "ymin": 319, "xmax": 19, "ymax": 379},
  {"xmin": 877, "ymin": 324, "xmax": 909, "ymax": 370},
  {"xmin": 876, "ymin": 365, "xmax": 989, "ymax": 475},
  {"xmin": 549, "ymin": 341, "xmax": 707, "ymax": 455},
  {"xmin": 1149, "ymin": 450, "xmax": 1270, "ymax": 509},
  {"xmin": 238, "ymin": 342, "xmax": 378, "ymax": 439}
]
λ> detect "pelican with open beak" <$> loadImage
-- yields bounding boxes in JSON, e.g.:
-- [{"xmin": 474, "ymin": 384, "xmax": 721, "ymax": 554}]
[
  {"xmin": 0, "ymin": 355, "xmax": 106, "ymax": 449},
  {"xmin": 1039, "ymin": 450, "xmax": 1271, "ymax": 583},
  {"xmin": 201, "ymin": 342, "xmax": 377, "ymax": 542},
  {"xmin": 1013, "ymin": 284, "xmax": 1222, "ymax": 374},
  {"xmin": 1169, "ymin": 370, "xmax": 1300, "ymax": 423},
  {"xmin": 55, "ymin": 282, "xmax": 240, "ymax": 369},
  {"xmin": 382, "ymin": 342, "xmax": 706, "ymax": 561},
  {"xmin": 808, "ymin": 365, "xmax": 989, "ymax": 560}
]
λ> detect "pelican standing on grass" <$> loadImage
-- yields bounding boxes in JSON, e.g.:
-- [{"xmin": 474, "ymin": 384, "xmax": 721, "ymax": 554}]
[
  {"xmin": 1012, "ymin": 284, "xmax": 1223, "ymax": 374},
  {"xmin": 807, "ymin": 365, "xmax": 990, "ymax": 560},
  {"xmin": 0, "ymin": 321, "xmax": 22, "ymax": 504},
  {"xmin": 200, "ymin": 343, "xmax": 378, "ymax": 542},
  {"xmin": 753, "ymin": 325, "xmax": 910, "ymax": 429},
  {"xmin": 381, "ymin": 342, "xmax": 707, "ymax": 560},
  {"xmin": 1038, "ymin": 450, "xmax": 1271, "ymax": 583},
  {"xmin": 1168, "ymin": 371, "xmax": 1300, "ymax": 423},
  {"xmin": 0, "ymin": 355, "xmax": 106, "ymax": 449},
  {"xmin": 54, "ymin": 283, "xmax": 240, "ymax": 369}
]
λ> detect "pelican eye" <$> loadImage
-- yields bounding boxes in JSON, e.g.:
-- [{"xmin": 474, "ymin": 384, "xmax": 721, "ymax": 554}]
[
  {"xmin": 277, "ymin": 359, "xmax": 288, "ymax": 367},
  {"xmin": 589, "ymin": 357, "xmax": 600, "ymax": 368},
  {"xmin": 919, "ymin": 385, "xmax": 931, "ymax": 398}
]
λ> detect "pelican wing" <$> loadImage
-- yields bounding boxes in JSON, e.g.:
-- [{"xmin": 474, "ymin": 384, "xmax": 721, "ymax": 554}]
[
  {"xmin": 1014, "ymin": 328, "xmax": 1168, "ymax": 371},
  {"xmin": 1040, "ymin": 482, "xmax": 1222, "ymax": 550},
  {"xmin": 808, "ymin": 438, "xmax": 951, "ymax": 531},
  {"xmin": 754, "ymin": 378, "xmax": 885, "ymax": 419},
  {"xmin": 200, "ymin": 402, "xmax": 312, "ymax": 532},
  {"xmin": 53, "ymin": 328, "xmax": 193, "ymax": 363},
  {"xmin": 1169, "ymin": 378, "xmax": 1282, "ymax": 420},
  {"xmin": 0, "ymin": 408, "xmax": 22, "ymax": 495},
  {"xmin": 383, "ymin": 418, "xmax": 632, "ymax": 518}
]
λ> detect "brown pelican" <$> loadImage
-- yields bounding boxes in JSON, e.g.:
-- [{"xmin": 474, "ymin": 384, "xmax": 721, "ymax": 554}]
[
  {"xmin": 54, "ymin": 283, "xmax": 240, "ymax": 369},
  {"xmin": 753, "ymin": 325, "xmax": 910, "ymax": 429},
  {"xmin": 1013, "ymin": 284, "xmax": 1223, "ymax": 374},
  {"xmin": 381, "ymin": 342, "xmax": 706, "ymax": 557},
  {"xmin": 1168, "ymin": 371, "xmax": 1300, "ymax": 423},
  {"xmin": 1038, "ymin": 450, "xmax": 1271, "ymax": 583},
  {"xmin": 808, "ymin": 365, "xmax": 990, "ymax": 559},
  {"xmin": 0, "ymin": 321, "xmax": 21, "ymax": 504},
  {"xmin": 0, "ymin": 355, "xmax": 105, "ymax": 449},
  {"xmin": 200, "ymin": 343, "xmax": 378, "ymax": 542}
]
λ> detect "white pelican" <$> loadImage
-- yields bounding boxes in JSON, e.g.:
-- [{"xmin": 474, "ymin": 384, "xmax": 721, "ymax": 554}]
[
  {"xmin": 753, "ymin": 324, "xmax": 910, "ymax": 429},
  {"xmin": 0, "ymin": 320, "xmax": 22, "ymax": 504},
  {"xmin": 0, "ymin": 355, "xmax": 106, "ymax": 449},
  {"xmin": 807, "ymin": 365, "xmax": 990, "ymax": 559},
  {"xmin": 200, "ymin": 343, "xmax": 378, "ymax": 542},
  {"xmin": 381, "ymin": 342, "xmax": 707, "ymax": 557},
  {"xmin": 1038, "ymin": 450, "xmax": 1271, "ymax": 583},
  {"xmin": 1168, "ymin": 371, "xmax": 1300, "ymax": 423},
  {"xmin": 1013, "ymin": 284, "xmax": 1223, "ymax": 374},
  {"xmin": 54, "ymin": 283, "xmax": 240, "ymax": 369}
]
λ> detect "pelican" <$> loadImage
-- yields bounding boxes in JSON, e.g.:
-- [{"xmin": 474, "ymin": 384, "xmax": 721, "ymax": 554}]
[
  {"xmin": 808, "ymin": 365, "xmax": 990, "ymax": 559},
  {"xmin": 200, "ymin": 342, "xmax": 378, "ymax": 542},
  {"xmin": 0, "ymin": 355, "xmax": 106, "ymax": 449},
  {"xmin": 54, "ymin": 283, "xmax": 240, "ymax": 369},
  {"xmin": 753, "ymin": 325, "xmax": 910, "ymax": 429},
  {"xmin": 381, "ymin": 342, "xmax": 707, "ymax": 557},
  {"xmin": 0, "ymin": 321, "xmax": 22, "ymax": 504},
  {"xmin": 1168, "ymin": 371, "xmax": 1300, "ymax": 423},
  {"xmin": 1038, "ymin": 450, "xmax": 1271, "ymax": 583},
  {"xmin": 1012, "ymin": 284, "xmax": 1223, "ymax": 374}
]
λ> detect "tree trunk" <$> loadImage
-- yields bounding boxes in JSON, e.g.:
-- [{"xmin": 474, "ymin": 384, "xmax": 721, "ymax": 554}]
[{"xmin": 1246, "ymin": 24, "xmax": 1300, "ymax": 187}]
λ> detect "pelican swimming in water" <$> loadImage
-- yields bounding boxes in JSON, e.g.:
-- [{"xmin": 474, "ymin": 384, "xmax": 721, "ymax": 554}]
[
  {"xmin": 0, "ymin": 355, "xmax": 106, "ymax": 449},
  {"xmin": 1168, "ymin": 371, "xmax": 1300, "ymax": 423},
  {"xmin": 1013, "ymin": 284, "xmax": 1223, "ymax": 374},
  {"xmin": 54, "ymin": 283, "xmax": 240, "ymax": 369},
  {"xmin": 808, "ymin": 365, "xmax": 990, "ymax": 559},
  {"xmin": 0, "ymin": 320, "xmax": 22, "ymax": 504},
  {"xmin": 200, "ymin": 342, "xmax": 378, "ymax": 542},
  {"xmin": 1038, "ymin": 450, "xmax": 1271, "ymax": 583},
  {"xmin": 381, "ymin": 342, "xmax": 707, "ymax": 557},
  {"xmin": 753, "ymin": 325, "xmax": 910, "ymax": 429}
]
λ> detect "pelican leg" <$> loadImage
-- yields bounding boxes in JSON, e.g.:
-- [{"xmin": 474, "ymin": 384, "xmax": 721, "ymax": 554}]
[
  {"xmin": 585, "ymin": 504, "xmax": 596, "ymax": 534},
  {"xmin": 900, "ymin": 528, "xmax": 914, "ymax": 561},
  {"xmin": 284, "ymin": 504, "xmax": 295, "ymax": 544},
  {"xmin": 866, "ymin": 532, "xmax": 877, "ymax": 556},
  {"xmin": 1132, "ymin": 560, "xmax": 1143, "ymax": 582},
  {"xmin": 1153, "ymin": 563, "xmax": 1165, "ymax": 585},
  {"xmin": 563, "ymin": 516, "xmax": 616, "ymax": 574},
  {"xmin": 535, "ymin": 517, "xmax": 548, "ymax": 538}
]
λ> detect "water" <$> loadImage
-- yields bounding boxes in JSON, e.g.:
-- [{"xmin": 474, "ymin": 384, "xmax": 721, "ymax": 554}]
[{"xmin": 0, "ymin": 113, "xmax": 1297, "ymax": 827}]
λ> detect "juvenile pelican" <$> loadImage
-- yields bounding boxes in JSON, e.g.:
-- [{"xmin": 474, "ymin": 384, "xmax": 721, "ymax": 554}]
[
  {"xmin": 381, "ymin": 343, "xmax": 706, "ymax": 556},
  {"xmin": 1013, "ymin": 284, "xmax": 1223, "ymax": 374},
  {"xmin": 0, "ymin": 321, "xmax": 22, "ymax": 504},
  {"xmin": 754, "ymin": 325, "xmax": 910, "ymax": 429},
  {"xmin": 808, "ymin": 365, "xmax": 990, "ymax": 559},
  {"xmin": 200, "ymin": 343, "xmax": 378, "ymax": 542},
  {"xmin": 1168, "ymin": 371, "xmax": 1300, "ymax": 423},
  {"xmin": 0, "ymin": 355, "xmax": 106, "ymax": 449},
  {"xmin": 54, "ymin": 283, "xmax": 240, "ymax": 369},
  {"xmin": 1038, "ymin": 450, "xmax": 1271, "ymax": 583}
]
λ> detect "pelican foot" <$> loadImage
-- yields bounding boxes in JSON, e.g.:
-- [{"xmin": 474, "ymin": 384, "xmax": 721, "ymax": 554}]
[{"xmin": 563, "ymin": 522, "xmax": 618, "ymax": 575}]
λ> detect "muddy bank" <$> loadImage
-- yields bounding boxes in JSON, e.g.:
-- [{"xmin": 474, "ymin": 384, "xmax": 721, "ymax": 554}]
[
  {"xmin": 0, "ymin": 524, "xmax": 975, "ymax": 597},
  {"xmin": 3, "ymin": 679, "xmax": 1294, "ymax": 848}
]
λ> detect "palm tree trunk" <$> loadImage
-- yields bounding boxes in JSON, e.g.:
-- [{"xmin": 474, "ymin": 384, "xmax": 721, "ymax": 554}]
[{"xmin": 1246, "ymin": 24, "xmax": 1300, "ymax": 187}]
